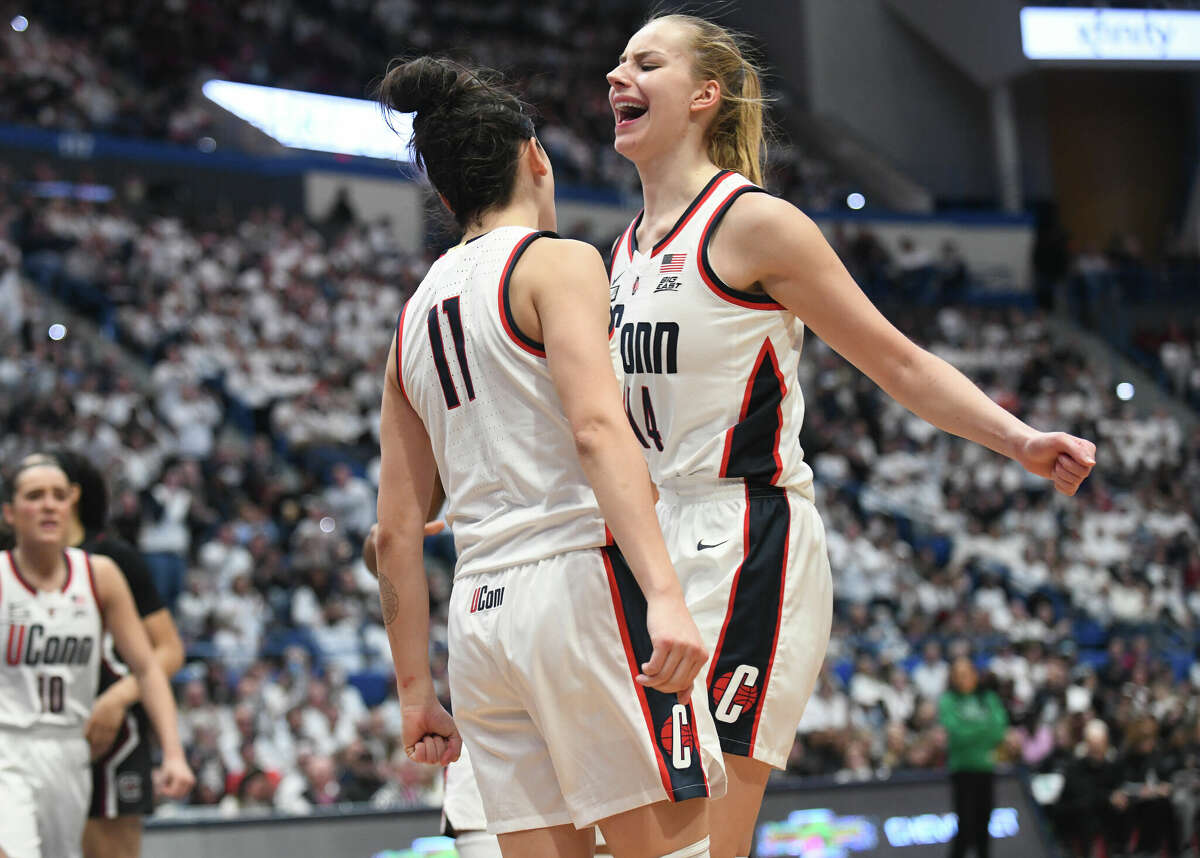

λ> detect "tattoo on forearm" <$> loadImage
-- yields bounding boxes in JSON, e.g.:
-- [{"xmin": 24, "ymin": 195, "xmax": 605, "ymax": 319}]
[{"xmin": 379, "ymin": 575, "xmax": 400, "ymax": 625}]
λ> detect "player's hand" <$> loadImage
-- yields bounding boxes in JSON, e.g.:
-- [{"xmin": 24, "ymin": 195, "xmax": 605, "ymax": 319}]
[
  {"xmin": 1015, "ymin": 432, "xmax": 1096, "ymax": 496},
  {"xmin": 84, "ymin": 694, "xmax": 127, "ymax": 759},
  {"xmin": 156, "ymin": 753, "xmax": 196, "ymax": 799},
  {"xmin": 401, "ymin": 700, "xmax": 462, "ymax": 766},
  {"xmin": 639, "ymin": 593, "xmax": 708, "ymax": 703}
]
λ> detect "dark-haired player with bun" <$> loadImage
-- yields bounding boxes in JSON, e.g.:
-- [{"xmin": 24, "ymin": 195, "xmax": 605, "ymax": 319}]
[
  {"xmin": 605, "ymin": 14, "xmax": 1097, "ymax": 857},
  {"xmin": 35, "ymin": 450, "xmax": 185, "ymax": 858},
  {"xmin": 374, "ymin": 57, "xmax": 723, "ymax": 858}
]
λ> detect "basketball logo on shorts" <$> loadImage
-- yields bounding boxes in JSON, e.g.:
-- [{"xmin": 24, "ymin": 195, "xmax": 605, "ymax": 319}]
[
  {"xmin": 117, "ymin": 772, "xmax": 143, "ymax": 802},
  {"xmin": 468, "ymin": 584, "xmax": 504, "ymax": 614},
  {"xmin": 659, "ymin": 703, "xmax": 696, "ymax": 770},
  {"xmin": 712, "ymin": 664, "xmax": 760, "ymax": 724}
]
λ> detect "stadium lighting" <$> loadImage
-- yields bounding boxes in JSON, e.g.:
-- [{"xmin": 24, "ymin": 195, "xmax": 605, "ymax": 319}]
[
  {"xmin": 846, "ymin": 192, "xmax": 866, "ymax": 211},
  {"xmin": 201, "ymin": 79, "xmax": 414, "ymax": 161},
  {"xmin": 47, "ymin": 323, "xmax": 67, "ymax": 341},
  {"xmin": 1115, "ymin": 382, "xmax": 1135, "ymax": 401},
  {"xmin": 10, "ymin": 15, "xmax": 28, "ymax": 32}
]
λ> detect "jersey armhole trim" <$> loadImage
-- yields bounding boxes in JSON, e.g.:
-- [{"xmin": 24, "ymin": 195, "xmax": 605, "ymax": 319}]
[
  {"xmin": 83, "ymin": 551, "xmax": 101, "ymax": 622},
  {"xmin": 394, "ymin": 302, "xmax": 411, "ymax": 401},
  {"xmin": 498, "ymin": 231, "xmax": 550, "ymax": 359},
  {"xmin": 698, "ymin": 186, "xmax": 786, "ymax": 311}
]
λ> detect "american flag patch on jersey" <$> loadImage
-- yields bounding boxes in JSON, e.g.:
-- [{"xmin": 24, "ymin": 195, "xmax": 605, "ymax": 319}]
[{"xmin": 660, "ymin": 253, "xmax": 687, "ymax": 273}]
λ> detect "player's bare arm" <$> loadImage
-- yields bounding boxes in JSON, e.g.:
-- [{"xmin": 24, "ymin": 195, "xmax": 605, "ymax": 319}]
[
  {"xmin": 91, "ymin": 555, "xmax": 194, "ymax": 797},
  {"xmin": 84, "ymin": 599, "xmax": 183, "ymax": 758},
  {"xmin": 711, "ymin": 192, "xmax": 1096, "ymax": 496},
  {"xmin": 517, "ymin": 237, "xmax": 707, "ymax": 700},
  {"xmin": 377, "ymin": 333, "xmax": 461, "ymax": 766}
]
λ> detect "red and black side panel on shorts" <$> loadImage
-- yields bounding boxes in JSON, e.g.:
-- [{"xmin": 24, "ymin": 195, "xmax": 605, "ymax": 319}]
[
  {"xmin": 602, "ymin": 545, "xmax": 711, "ymax": 802},
  {"xmin": 705, "ymin": 486, "xmax": 790, "ymax": 757},
  {"xmin": 719, "ymin": 339, "xmax": 785, "ymax": 485}
]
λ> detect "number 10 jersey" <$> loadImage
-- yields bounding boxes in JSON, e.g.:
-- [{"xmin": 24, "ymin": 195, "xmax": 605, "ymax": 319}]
[{"xmin": 396, "ymin": 227, "xmax": 607, "ymax": 579}]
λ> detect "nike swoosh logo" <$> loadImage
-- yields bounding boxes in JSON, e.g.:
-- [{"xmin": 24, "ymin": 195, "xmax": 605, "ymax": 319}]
[{"xmin": 696, "ymin": 539, "xmax": 729, "ymax": 551}]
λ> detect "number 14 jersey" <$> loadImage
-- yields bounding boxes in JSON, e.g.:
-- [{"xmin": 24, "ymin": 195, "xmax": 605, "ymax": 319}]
[
  {"xmin": 396, "ymin": 227, "xmax": 607, "ymax": 579},
  {"xmin": 608, "ymin": 171, "xmax": 814, "ymax": 497}
]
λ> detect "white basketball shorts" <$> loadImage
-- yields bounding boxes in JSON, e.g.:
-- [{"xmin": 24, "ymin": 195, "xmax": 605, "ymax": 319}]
[
  {"xmin": 0, "ymin": 728, "xmax": 91, "ymax": 858},
  {"xmin": 657, "ymin": 482, "xmax": 834, "ymax": 769},
  {"xmin": 447, "ymin": 544, "xmax": 726, "ymax": 835}
]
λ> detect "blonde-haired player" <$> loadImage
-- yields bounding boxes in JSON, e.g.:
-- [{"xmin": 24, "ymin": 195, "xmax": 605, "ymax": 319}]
[{"xmin": 606, "ymin": 13, "xmax": 1096, "ymax": 857}]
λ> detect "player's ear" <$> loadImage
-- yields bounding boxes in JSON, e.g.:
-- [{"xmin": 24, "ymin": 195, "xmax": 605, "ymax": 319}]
[
  {"xmin": 526, "ymin": 137, "xmax": 550, "ymax": 178},
  {"xmin": 68, "ymin": 483, "xmax": 82, "ymax": 507},
  {"xmin": 437, "ymin": 192, "xmax": 453, "ymax": 215},
  {"xmin": 689, "ymin": 79, "xmax": 720, "ymax": 115},
  {"xmin": 1, "ymin": 503, "xmax": 12, "ymax": 526}
]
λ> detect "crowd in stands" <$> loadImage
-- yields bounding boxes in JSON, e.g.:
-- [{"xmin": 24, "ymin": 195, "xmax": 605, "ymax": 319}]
[
  {"xmin": 3, "ymin": 169, "xmax": 1200, "ymax": 847},
  {"xmin": 2, "ymin": 0, "xmax": 645, "ymax": 189},
  {"xmin": 1, "ymin": 1, "xmax": 849, "ymax": 209}
]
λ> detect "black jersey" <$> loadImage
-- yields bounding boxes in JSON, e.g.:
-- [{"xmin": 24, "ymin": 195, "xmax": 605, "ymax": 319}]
[{"xmin": 80, "ymin": 531, "xmax": 164, "ymax": 690}]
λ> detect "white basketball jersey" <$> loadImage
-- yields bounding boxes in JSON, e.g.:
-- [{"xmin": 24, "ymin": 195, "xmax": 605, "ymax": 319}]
[
  {"xmin": 0, "ymin": 547, "xmax": 102, "ymax": 730},
  {"xmin": 609, "ymin": 171, "xmax": 814, "ymax": 495},
  {"xmin": 397, "ymin": 226, "xmax": 607, "ymax": 578}
]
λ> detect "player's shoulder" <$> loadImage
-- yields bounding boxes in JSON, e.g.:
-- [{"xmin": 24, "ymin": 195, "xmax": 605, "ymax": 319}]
[
  {"xmin": 723, "ymin": 186, "xmax": 805, "ymax": 231},
  {"xmin": 719, "ymin": 187, "xmax": 820, "ymax": 257},
  {"xmin": 520, "ymin": 234, "xmax": 605, "ymax": 269}
]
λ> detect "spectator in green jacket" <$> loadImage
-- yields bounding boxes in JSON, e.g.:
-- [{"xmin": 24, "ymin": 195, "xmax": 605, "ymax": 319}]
[{"xmin": 939, "ymin": 657, "xmax": 1008, "ymax": 858}]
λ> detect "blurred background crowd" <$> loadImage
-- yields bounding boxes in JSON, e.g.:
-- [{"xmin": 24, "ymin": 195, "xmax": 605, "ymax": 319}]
[{"xmin": 2, "ymin": 0, "xmax": 1198, "ymax": 854}]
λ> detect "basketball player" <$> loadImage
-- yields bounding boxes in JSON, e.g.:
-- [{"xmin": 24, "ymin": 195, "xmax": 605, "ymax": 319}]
[
  {"xmin": 0, "ymin": 458, "xmax": 194, "ymax": 858},
  {"xmin": 38, "ymin": 450, "xmax": 185, "ymax": 858},
  {"xmin": 374, "ymin": 57, "xmax": 724, "ymax": 858},
  {"xmin": 366, "ymin": 521, "xmax": 614, "ymax": 858},
  {"xmin": 605, "ymin": 15, "xmax": 1096, "ymax": 858}
]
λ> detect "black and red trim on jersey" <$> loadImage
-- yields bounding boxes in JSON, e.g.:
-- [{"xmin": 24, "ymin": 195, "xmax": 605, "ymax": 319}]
[
  {"xmin": 705, "ymin": 484, "xmax": 791, "ymax": 757},
  {"xmin": 84, "ymin": 552, "xmax": 100, "ymax": 621},
  {"xmin": 602, "ymin": 544, "xmax": 711, "ymax": 802},
  {"xmin": 720, "ymin": 338, "xmax": 787, "ymax": 485},
  {"xmin": 698, "ymin": 185, "xmax": 784, "ymax": 310},
  {"xmin": 627, "ymin": 170, "xmax": 735, "ymax": 261},
  {"xmin": 6, "ymin": 549, "xmax": 74, "ymax": 595},
  {"xmin": 498, "ymin": 231, "xmax": 555, "ymax": 358},
  {"xmin": 394, "ymin": 302, "xmax": 410, "ymax": 401}
]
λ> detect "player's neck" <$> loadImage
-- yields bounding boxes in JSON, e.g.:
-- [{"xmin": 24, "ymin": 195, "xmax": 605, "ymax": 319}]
[
  {"xmin": 13, "ymin": 543, "xmax": 67, "ymax": 588},
  {"xmin": 66, "ymin": 517, "xmax": 86, "ymax": 547},
  {"xmin": 635, "ymin": 153, "xmax": 722, "ymax": 244},
  {"xmin": 460, "ymin": 198, "xmax": 544, "ymax": 245}
]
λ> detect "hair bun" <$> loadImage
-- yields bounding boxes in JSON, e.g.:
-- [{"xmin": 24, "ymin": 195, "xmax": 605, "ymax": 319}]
[{"xmin": 380, "ymin": 57, "xmax": 463, "ymax": 115}]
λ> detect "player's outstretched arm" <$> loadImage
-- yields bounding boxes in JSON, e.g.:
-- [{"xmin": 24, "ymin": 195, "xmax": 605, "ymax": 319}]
[
  {"xmin": 92, "ymin": 555, "xmax": 195, "ymax": 798},
  {"xmin": 718, "ymin": 193, "xmax": 1096, "ymax": 496},
  {"xmin": 519, "ymin": 238, "xmax": 707, "ymax": 702},
  {"xmin": 377, "ymin": 333, "xmax": 460, "ymax": 766}
]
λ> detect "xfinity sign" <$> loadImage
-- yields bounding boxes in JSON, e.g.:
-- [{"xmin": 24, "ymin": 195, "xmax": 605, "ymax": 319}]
[{"xmin": 1021, "ymin": 7, "xmax": 1200, "ymax": 61}]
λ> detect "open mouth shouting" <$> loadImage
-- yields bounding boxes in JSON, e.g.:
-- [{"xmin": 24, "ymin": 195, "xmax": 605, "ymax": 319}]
[{"xmin": 613, "ymin": 96, "xmax": 648, "ymax": 127}]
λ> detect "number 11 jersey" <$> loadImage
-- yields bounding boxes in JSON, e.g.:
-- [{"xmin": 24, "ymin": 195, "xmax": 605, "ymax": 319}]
[{"xmin": 396, "ymin": 227, "xmax": 607, "ymax": 579}]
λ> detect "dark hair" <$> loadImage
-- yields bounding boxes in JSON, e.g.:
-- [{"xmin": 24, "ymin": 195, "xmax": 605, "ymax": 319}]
[
  {"xmin": 48, "ymin": 448, "xmax": 109, "ymax": 532},
  {"xmin": 377, "ymin": 57, "xmax": 536, "ymax": 230}
]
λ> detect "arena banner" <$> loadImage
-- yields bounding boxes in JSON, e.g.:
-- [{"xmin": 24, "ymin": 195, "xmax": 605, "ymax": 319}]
[
  {"xmin": 755, "ymin": 771, "xmax": 1050, "ymax": 858},
  {"xmin": 142, "ymin": 770, "xmax": 1048, "ymax": 858}
]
